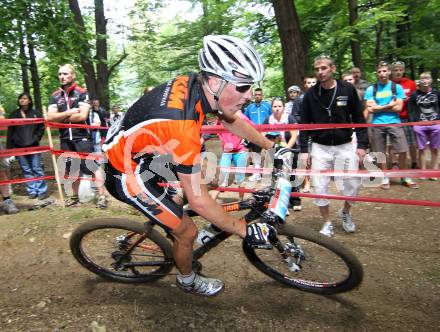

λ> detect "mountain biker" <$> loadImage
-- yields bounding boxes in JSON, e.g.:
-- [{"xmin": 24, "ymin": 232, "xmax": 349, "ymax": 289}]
[{"xmin": 103, "ymin": 35, "xmax": 277, "ymax": 297}]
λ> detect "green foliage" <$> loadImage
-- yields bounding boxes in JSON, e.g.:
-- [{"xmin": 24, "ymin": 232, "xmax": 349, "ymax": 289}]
[{"xmin": 1, "ymin": 0, "xmax": 440, "ymax": 107}]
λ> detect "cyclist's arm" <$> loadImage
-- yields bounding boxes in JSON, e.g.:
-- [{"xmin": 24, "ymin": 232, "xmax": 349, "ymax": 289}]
[
  {"xmin": 178, "ymin": 171, "xmax": 247, "ymax": 237},
  {"xmin": 221, "ymin": 115, "xmax": 273, "ymax": 149}
]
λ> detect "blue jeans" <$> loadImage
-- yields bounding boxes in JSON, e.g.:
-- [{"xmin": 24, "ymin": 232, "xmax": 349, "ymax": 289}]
[{"xmin": 17, "ymin": 153, "xmax": 48, "ymax": 196}]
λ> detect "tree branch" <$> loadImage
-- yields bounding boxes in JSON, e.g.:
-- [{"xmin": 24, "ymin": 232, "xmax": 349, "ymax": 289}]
[{"xmin": 108, "ymin": 51, "xmax": 128, "ymax": 77}]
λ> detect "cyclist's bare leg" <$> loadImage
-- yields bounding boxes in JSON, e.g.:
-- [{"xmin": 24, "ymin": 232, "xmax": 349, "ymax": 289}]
[{"xmin": 171, "ymin": 214, "xmax": 198, "ymax": 274}]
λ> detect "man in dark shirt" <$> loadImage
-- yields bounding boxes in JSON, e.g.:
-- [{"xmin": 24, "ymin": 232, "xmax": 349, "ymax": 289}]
[
  {"xmin": 299, "ymin": 55, "xmax": 368, "ymax": 237},
  {"xmin": 47, "ymin": 64, "xmax": 107, "ymax": 208}
]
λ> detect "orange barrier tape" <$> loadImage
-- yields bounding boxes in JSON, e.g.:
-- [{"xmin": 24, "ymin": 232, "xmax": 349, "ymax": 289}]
[
  {"xmin": 0, "ymin": 118, "xmax": 45, "ymax": 127},
  {"xmin": 0, "ymin": 146, "xmax": 51, "ymax": 158},
  {"xmin": 201, "ymin": 120, "xmax": 440, "ymax": 134},
  {"xmin": 51, "ymin": 149, "xmax": 105, "ymax": 161},
  {"xmin": 3, "ymin": 116, "xmax": 440, "ymax": 134},
  {"xmin": 219, "ymin": 166, "xmax": 440, "ymax": 179},
  {"xmin": 212, "ymin": 186, "xmax": 440, "ymax": 208},
  {"xmin": 46, "ymin": 121, "xmax": 108, "ymax": 130},
  {"xmin": 0, "ymin": 175, "xmax": 55, "ymax": 186}
]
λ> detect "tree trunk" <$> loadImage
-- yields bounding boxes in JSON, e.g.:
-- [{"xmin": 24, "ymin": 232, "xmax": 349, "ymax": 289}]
[
  {"xmin": 348, "ymin": 0, "xmax": 364, "ymax": 72},
  {"xmin": 374, "ymin": 22, "xmax": 383, "ymax": 63},
  {"xmin": 271, "ymin": 0, "xmax": 307, "ymax": 94},
  {"xmin": 68, "ymin": 0, "xmax": 98, "ymax": 97},
  {"xmin": 27, "ymin": 37, "xmax": 42, "ymax": 112},
  {"xmin": 94, "ymin": 0, "xmax": 110, "ymax": 110},
  {"xmin": 18, "ymin": 25, "xmax": 30, "ymax": 94},
  {"xmin": 396, "ymin": 13, "xmax": 414, "ymax": 79}
]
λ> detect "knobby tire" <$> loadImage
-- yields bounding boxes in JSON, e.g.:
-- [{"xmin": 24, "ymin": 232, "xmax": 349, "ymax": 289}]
[
  {"xmin": 70, "ymin": 218, "xmax": 174, "ymax": 283},
  {"xmin": 242, "ymin": 224, "xmax": 363, "ymax": 294}
]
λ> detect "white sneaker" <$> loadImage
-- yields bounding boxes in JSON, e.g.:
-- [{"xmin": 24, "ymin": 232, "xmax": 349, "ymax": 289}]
[
  {"xmin": 339, "ymin": 209, "xmax": 356, "ymax": 233},
  {"xmin": 248, "ymin": 173, "xmax": 261, "ymax": 182},
  {"xmin": 176, "ymin": 274, "xmax": 224, "ymax": 297},
  {"xmin": 293, "ymin": 205, "xmax": 302, "ymax": 212},
  {"xmin": 320, "ymin": 221, "xmax": 334, "ymax": 237}
]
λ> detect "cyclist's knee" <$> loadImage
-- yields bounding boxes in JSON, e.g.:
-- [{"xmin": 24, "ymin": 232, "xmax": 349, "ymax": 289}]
[{"xmin": 173, "ymin": 217, "xmax": 197, "ymax": 242}]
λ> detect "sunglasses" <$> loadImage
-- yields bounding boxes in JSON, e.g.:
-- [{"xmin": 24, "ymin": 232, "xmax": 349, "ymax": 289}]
[
  {"xmin": 314, "ymin": 54, "xmax": 333, "ymax": 62},
  {"xmin": 391, "ymin": 61, "xmax": 405, "ymax": 67},
  {"xmin": 234, "ymin": 84, "xmax": 252, "ymax": 93}
]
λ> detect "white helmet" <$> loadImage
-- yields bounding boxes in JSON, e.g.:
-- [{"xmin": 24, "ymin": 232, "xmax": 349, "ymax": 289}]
[{"xmin": 198, "ymin": 35, "xmax": 264, "ymax": 85}]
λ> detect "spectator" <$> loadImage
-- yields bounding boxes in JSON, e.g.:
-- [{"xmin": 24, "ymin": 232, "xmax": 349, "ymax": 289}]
[
  {"xmin": 284, "ymin": 85, "xmax": 301, "ymax": 117},
  {"xmin": 390, "ymin": 61, "xmax": 418, "ymax": 169},
  {"xmin": 109, "ymin": 104, "xmax": 124, "ymax": 125},
  {"xmin": 88, "ymin": 102, "xmax": 104, "ymax": 153},
  {"xmin": 351, "ymin": 67, "xmax": 370, "ymax": 95},
  {"xmin": 90, "ymin": 99, "xmax": 109, "ymax": 140},
  {"xmin": 342, "ymin": 72, "xmax": 355, "ymax": 84},
  {"xmin": 304, "ymin": 76, "xmax": 318, "ymax": 90},
  {"xmin": 47, "ymin": 64, "xmax": 108, "ymax": 208},
  {"xmin": 211, "ymin": 110, "xmax": 250, "ymax": 201},
  {"xmin": 299, "ymin": 55, "xmax": 368, "ymax": 237},
  {"xmin": 264, "ymin": 97, "xmax": 301, "ymax": 211},
  {"xmin": 365, "ymin": 61, "xmax": 418, "ymax": 189},
  {"xmin": 7, "ymin": 93, "xmax": 48, "ymax": 200},
  {"xmin": 244, "ymin": 87, "xmax": 272, "ymax": 182},
  {"xmin": 408, "ymin": 72, "xmax": 440, "ymax": 180},
  {"xmin": 294, "ymin": 75, "xmax": 317, "ymax": 193},
  {"xmin": 0, "ymin": 108, "xmax": 19, "ymax": 214}
]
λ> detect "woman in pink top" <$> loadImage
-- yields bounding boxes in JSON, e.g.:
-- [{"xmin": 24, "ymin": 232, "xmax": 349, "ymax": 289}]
[{"xmin": 211, "ymin": 111, "xmax": 251, "ymax": 201}]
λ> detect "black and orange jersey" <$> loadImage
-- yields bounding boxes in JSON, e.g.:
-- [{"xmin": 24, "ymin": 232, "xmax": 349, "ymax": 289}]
[{"xmin": 103, "ymin": 74, "xmax": 212, "ymax": 174}]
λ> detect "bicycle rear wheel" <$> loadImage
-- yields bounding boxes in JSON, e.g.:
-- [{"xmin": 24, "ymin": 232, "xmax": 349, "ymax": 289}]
[
  {"xmin": 70, "ymin": 218, "xmax": 174, "ymax": 283},
  {"xmin": 242, "ymin": 224, "xmax": 363, "ymax": 294}
]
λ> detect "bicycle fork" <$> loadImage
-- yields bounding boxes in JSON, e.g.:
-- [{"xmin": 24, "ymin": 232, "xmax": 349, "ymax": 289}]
[{"xmin": 272, "ymin": 235, "xmax": 304, "ymax": 272}]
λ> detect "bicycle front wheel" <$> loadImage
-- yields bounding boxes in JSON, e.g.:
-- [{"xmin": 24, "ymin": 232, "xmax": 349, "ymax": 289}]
[
  {"xmin": 70, "ymin": 218, "xmax": 174, "ymax": 283},
  {"xmin": 242, "ymin": 224, "xmax": 363, "ymax": 294}
]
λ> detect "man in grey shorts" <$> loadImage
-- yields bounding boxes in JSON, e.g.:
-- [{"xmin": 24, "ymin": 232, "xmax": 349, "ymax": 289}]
[{"xmin": 364, "ymin": 61, "xmax": 418, "ymax": 189}]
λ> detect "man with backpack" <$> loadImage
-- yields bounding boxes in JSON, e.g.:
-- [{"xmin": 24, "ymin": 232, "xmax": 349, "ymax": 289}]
[{"xmin": 365, "ymin": 61, "xmax": 418, "ymax": 190}]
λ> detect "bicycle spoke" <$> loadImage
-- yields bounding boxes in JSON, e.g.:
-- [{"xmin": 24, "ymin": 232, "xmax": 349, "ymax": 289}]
[{"xmin": 79, "ymin": 227, "xmax": 170, "ymax": 278}]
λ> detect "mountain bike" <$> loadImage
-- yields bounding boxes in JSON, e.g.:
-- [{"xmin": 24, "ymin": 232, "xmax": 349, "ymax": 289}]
[{"xmin": 70, "ymin": 149, "xmax": 363, "ymax": 295}]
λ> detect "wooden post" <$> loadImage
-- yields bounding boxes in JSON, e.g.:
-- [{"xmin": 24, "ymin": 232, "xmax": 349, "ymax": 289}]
[{"xmin": 42, "ymin": 106, "xmax": 65, "ymax": 208}]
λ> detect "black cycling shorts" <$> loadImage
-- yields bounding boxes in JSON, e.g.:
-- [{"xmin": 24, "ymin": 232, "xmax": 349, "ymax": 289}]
[
  {"xmin": 60, "ymin": 139, "xmax": 99, "ymax": 176},
  {"xmin": 105, "ymin": 159, "xmax": 183, "ymax": 232}
]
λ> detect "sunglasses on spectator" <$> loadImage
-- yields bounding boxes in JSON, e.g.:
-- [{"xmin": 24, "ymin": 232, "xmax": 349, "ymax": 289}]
[
  {"xmin": 314, "ymin": 54, "xmax": 333, "ymax": 62},
  {"xmin": 391, "ymin": 61, "xmax": 405, "ymax": 68}
]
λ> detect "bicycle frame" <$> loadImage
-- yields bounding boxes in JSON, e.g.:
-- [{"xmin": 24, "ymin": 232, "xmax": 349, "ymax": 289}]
[{"xmin": 187, "ymin": 148, "xmax": 297, "ymax": 262}]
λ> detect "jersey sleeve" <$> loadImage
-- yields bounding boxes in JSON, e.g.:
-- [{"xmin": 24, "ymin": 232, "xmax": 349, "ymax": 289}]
[
  {"xmin": 48, "ymin": 94, "xmax": 58, "ymax": 111},
  {"xmin": 78, "ymin": 90, "xmax": 90, "ymax": 107},
  {"xmin": 364, "ymin": 86, "xmax": 374, "ymax": 101}
]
